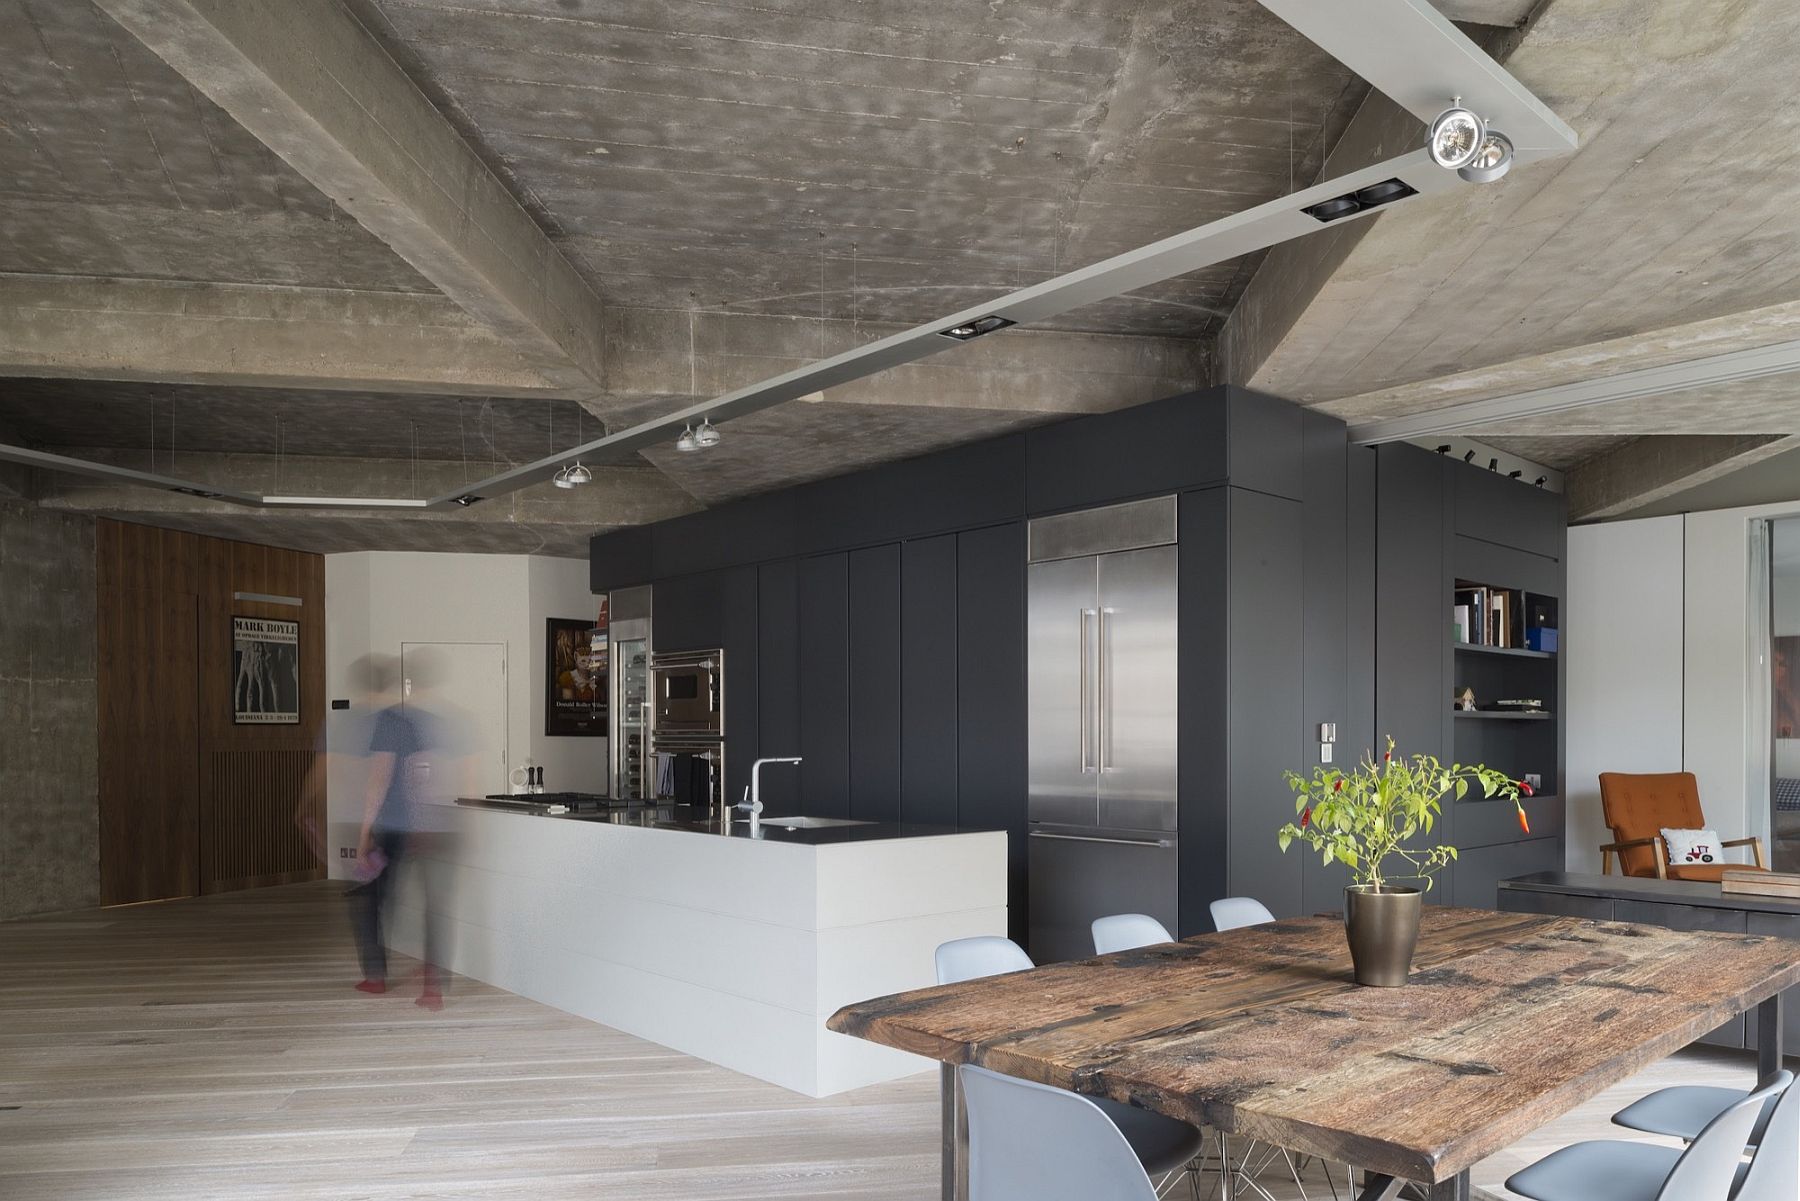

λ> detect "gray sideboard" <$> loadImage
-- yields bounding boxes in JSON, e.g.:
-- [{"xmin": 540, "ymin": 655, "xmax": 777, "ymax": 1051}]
[{"xmin": 1499, "ymin": 871, "xmax": 1798, "ymax": 1060}]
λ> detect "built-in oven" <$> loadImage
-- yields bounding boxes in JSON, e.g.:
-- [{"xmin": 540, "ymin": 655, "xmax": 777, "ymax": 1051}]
[{"xmin": 648, "ymin": 649, "xmax": 724, "ymax": 735}]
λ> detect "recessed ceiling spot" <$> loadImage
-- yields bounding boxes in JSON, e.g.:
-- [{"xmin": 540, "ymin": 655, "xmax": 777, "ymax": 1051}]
[{"xmin": 939, "ymin": 315, "xmax": 1015, "ymax": 341}]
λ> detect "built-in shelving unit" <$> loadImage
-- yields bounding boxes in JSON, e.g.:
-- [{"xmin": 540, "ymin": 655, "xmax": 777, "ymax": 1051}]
[{"xmin": 1376, "ymin": 445, "xmax": 1567, "ymax": 909}]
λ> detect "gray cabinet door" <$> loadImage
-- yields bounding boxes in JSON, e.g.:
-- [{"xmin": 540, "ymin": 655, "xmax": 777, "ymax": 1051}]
[
  {"xmin": 1097, "ymin": 545, "xmax": 1178, "ymax": 833},
  {"xmin": 1029, "ymin": 830, "xmax": 1179, "ymax": 964},
  {"xmin": 1028, "ymin": 556, "xmax": 1098, "ymax": 829}
]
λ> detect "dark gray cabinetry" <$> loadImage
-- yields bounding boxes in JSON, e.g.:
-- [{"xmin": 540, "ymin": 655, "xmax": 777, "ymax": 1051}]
[
  {"xmin": 756, "ymin": 562, "xmax": 800, "ymax": 813},
  {"xmin": 590, "ymin": 389, "xmax": 1566, "ymax": 937},
  {"xmin": 797, "ymin": 554, "xmax": 850, "ymax": 818},
  {"xmin": 848, "ymin": 545, "xmax": 902, "ymax": 822},
  {"xmin": 901, "ymin": 535, "xmax": 959, "ymax": 828},
  {"xmin": 957, "ymin": 523, "xmax": 1028, "ymax": 942}
]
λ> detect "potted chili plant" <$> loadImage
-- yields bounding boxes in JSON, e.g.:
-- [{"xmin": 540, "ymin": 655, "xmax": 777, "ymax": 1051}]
[{"xmin": 1277, "ymin": 736, "xmax": 1529, "ymax": 986}]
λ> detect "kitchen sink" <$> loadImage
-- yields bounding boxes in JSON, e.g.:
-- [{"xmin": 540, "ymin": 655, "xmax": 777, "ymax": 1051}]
[{"xmin": 757, "ymin": 816, "xmax": 873, "ymax": 830}]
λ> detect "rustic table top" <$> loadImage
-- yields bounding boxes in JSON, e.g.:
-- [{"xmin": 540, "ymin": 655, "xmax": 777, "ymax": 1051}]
[{"xmin": 827, "ymin": 908, "xmax": 1800, "ymax": 1183}]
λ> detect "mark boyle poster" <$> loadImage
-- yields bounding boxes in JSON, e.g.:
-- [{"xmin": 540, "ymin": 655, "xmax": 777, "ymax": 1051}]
[{"xmin": 233, "ymin": 617, "xmax": 301, "ymax": 724}]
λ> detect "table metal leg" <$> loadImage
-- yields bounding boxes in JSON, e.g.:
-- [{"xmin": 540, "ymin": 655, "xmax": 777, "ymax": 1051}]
[
  {"xmin": 1352, "ymin": 1174, "xmax": 1401, "ymax": 1201},
  {"xmin": 940, "ymin": 1063, "xmax": 968, "ymax": 1201},
  {"xmin": 1757, "ymin": 992, "xmax": 1785, "ymax": 1082},
  {"xmin": 1424, "ymin": 1170, "xmax": 1470, "ymax": 1201}
]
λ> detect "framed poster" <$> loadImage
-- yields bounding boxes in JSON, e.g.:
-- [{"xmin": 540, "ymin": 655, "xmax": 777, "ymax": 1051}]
[
  {"xmin": 546, "ymin": 617, "xmax": 607, "ymax": 736},
  {"xmin": 232, "ymin": 616, "xmax": 301, "ymax": 724},
  {"xmin": 1776, "ymin": 635, "xmax": 1800, "ymax": 740}
]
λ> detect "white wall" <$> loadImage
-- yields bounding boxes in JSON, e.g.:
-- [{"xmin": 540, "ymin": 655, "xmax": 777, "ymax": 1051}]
[
  {"xmin": 1566, "ymin": 517, "xmax": 1685, "ymax": 873},
  {"xmin": 323, "ymin": 551, "xmax": 604, "ymax": 877},
  {"xmin": 1567, "ymin": 504, "xmax": 1800, "ymax": 872}
]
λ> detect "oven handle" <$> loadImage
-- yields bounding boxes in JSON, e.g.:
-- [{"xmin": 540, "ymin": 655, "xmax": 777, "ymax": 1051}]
[{"xmin": 1028, "ymin": 831, "xmax": 1173, "ymax": 849}]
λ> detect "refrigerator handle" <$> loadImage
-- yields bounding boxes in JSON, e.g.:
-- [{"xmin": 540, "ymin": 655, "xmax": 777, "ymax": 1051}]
[
  {"xmin": 1098, "ymin": 607, "xmax": 1114, "ymax": 773},
  {"xmin": 1079, "ymin": 608, "xmax": 1096, "ymax": 774},
  {"xmin": 1029, "ymin": 831, "xmax": 1173, "ymax": 849}
]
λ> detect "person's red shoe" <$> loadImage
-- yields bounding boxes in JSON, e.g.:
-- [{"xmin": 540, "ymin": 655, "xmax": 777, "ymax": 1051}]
[
  {"xmin": 354, "ymin": 979, "xmax": 387, "ymax": 995},
  {"xmin": 416, "ymin": 990, "xmax": 443, "ymax": 1011}
]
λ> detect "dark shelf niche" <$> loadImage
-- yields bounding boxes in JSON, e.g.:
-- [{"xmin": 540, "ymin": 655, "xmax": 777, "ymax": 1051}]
[
  {"xmin": 1454, "ymin": 709, "xmax": 1553, "ymax": 720},
  {"xmin": 1454, "ymin": 643, "xmax": 1555, "ymax": 661}
]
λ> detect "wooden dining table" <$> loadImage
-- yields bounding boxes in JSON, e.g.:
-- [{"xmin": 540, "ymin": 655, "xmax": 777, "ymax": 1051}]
[{"xmin": 827, "ymin": 907, "xmax": 1800, "ymax": 1201}]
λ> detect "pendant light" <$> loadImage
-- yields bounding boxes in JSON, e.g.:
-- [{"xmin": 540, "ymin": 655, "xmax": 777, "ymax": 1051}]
[
  {"xmin": 676, "ymin": 423, "xmax": 700, "ymax": 452},
  {"xmin": 694, "ymin": 418, "xmax": 722, "ymax": 448}
]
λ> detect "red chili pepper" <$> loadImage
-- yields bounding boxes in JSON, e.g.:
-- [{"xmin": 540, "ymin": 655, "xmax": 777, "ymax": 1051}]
[
  {"xmin": 1517, "ymin": 806, "xmax": 1531, "ymax": 835},
  {"xmin": 1333, "ymin": 779, "xmax": 1344, "ymax": 793},
  {"xmin": 1300, "ymin": 807, "xmax": 1312, "ymax": 829},
  {"xmin": 1383, "ymin": 750, "xmax": 1392, "ymax": 763},
  {"xmin": 1519, "ymin": 780, "xmax": 1534, "ymax": 797}
]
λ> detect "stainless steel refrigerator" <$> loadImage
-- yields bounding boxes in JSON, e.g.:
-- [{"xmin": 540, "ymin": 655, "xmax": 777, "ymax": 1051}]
[{"xmin": 1027, "ymin": 496, "xmax": 1178, "ymax": 963}]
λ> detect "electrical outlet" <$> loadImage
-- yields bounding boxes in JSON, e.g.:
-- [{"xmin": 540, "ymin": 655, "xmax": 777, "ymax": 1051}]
[
  {"xmin": 339, "ymin": 846, "xmax": 356, "ymax": 859},
  {"xmin": 1321, "ymin": 744, "xmax": 1334, "ymax": 764}
]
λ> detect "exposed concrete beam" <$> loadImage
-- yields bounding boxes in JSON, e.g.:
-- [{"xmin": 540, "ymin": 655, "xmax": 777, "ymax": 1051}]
[
  {"xmin": 0, "ymin": 276, "xmax": 560, "ymax": 397},
  {"xmin": 91, "ymin": 0, "xmax": 608, "ymax": 391},
  {"xmin": 1316, "ymin": 297, "xmax": 1800, "ymax": 424},
  {"xmin": 1215, "ymin": 91, "xmax": 1419, "ymax": 390},
  {"xmin": 1566, "ymin": 434, "xmax": 1800, "ymax": 521}
]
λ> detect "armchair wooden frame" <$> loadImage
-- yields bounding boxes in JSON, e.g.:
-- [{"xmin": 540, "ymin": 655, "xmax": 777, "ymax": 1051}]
[{"xmin": 1600, "ymin": 833, "xmax": 1768, "ymax": 878}]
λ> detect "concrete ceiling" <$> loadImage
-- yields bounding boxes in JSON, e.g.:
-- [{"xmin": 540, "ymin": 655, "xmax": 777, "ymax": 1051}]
[
  {"xmin": 349, "ymin": 0, "xmax": 1365, "ymax": 338},
  {"xmin": 6, "ymin": 0, "xmax": 1799, "ymax": 552}
]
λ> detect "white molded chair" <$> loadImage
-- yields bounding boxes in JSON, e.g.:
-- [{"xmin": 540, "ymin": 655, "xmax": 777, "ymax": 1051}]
[
  {"xmin": 963, "ymin": 1064, "xmax": 1157, "ymax": 1201},
  {"xmin": 936, "ymin": 936, "xmax": 1033, "ymax": 985},
  {"xmin": 1611, "ymin": 1069, "xmax": 1798, "ymax": 1201},
  {"xmin": 1506, "ymin": 1071, "xmax": 1791, "ymax": 1201},
  {"xmin": 935, "ymin": 936, "xmax": 1203, "ymax": 1192},
  {"xmin": 1093, "ymin": 913, "xmax": 1176, "ymax": 955},
  {"xmin": 1210, "ymin": 896, "xmax": 1275, "ymax": 931}
]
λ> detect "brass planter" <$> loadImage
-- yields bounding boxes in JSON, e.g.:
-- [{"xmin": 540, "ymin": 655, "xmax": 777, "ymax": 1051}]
[{"xmin": 1344, "ymin": 885, "xmax": 1423, "ymax": 987}]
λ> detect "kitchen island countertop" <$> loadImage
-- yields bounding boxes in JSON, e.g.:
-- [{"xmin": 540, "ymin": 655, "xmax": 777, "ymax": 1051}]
[{"xmin": 452, "ymin": 795, "xmax": 979, "ymax": 845}]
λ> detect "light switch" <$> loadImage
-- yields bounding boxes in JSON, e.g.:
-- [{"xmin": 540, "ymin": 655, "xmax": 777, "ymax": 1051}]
[{"xmin": 1321, "ymin": 743, "xmax": 1334, "ymax": 764}]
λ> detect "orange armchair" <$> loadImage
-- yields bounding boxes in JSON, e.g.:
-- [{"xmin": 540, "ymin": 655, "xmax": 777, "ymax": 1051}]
[{"xmin": 1598, "ymin": 771, "xmax": 1768, "ymax": 881}]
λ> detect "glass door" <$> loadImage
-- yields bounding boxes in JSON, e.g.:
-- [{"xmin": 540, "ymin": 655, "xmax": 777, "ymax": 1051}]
[{"xmin": 613, "ymin": 633, "xmax": 649, "ymax": 801}]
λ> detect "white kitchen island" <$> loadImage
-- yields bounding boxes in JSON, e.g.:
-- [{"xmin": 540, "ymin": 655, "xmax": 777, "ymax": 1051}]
[{"xmin": 388, "ymin": 800, "xmax": 1007, "ymax": 1097}]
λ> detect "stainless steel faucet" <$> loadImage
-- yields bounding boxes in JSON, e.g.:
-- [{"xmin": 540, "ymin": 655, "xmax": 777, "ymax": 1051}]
[{"xmin": 739, "ymin": 757, "xmax": 802, "ymax": 835}]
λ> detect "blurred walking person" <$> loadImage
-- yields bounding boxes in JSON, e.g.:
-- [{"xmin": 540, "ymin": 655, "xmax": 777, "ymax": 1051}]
[{"xmin": 350, "ymin": 655, "xmax": 447, "ymax": 1007}]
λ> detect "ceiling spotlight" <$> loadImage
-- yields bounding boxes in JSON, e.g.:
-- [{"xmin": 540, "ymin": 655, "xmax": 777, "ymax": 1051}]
[
  {"xmin": 1427, "ymin": 100, "xmax": 1487, "ymax": 171},
  {"xmin": 694, "ymin": 419, "xmax": 722, "ymax": 448},
  {"xmin": 1534, "ymin": 476, "xmax": 1548, "ymax": 488},
  {"xmin": 1458, "ymin": 130, "xmax": 1514, "ymax": 184},
  {"xmin": 1463, "ymin": 450, "xmax": 1477, "ymax": 463},
  {"xmin": 1301, "ymin": 194, "xmax": 1361, "ymax": 223},
  {"xmin": 676, "ymin": 424, "xmax": 700, "ymax": 453},
  {"xmin": 1435, "ymin": 444, "xmax": 1453, "ymax": 455},
  {"xmin": 566, "ymin": 462, "xmax": 593, "ymax": 484},
  {"xmin": 939, "ymin": 314, "xmax": 1016, "ymax": 341},
  {"xmin": 1488, "ymin": 458, "xmax": 1500, "ymax": 471},
  {"xmin": 552, "ymin": 467, "xmax": 576, "ymax": 490}
]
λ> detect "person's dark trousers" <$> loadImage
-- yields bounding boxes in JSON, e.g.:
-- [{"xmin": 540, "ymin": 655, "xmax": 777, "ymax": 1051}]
[{"xmin": 351, "ymin": 827, "xmax": 406, "ymax": 983}]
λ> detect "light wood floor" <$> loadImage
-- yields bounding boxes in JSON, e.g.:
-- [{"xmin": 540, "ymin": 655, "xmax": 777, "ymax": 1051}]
[{"xmin": 0, "ymin": 882, "xmax": 1770, "ymax": 1200}]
